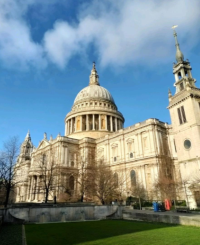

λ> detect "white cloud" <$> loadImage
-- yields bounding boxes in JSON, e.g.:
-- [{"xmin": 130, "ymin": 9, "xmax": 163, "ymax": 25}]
[
  {"xmin": 0, "ymin": 0, "xmax": 200, "ymax": 70},
  {"xmin": 0, "ymin": 0, "xmax": 48, "ymax": 69},
  {"xmin": 44, "ymin": 0, "xmax": 200, "ymax": 68}
]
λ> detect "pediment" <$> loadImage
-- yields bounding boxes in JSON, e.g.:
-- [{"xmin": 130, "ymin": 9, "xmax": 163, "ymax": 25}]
[{"xmin": 37, "ymin": 140, "xmax": 50, "ymax": 150}]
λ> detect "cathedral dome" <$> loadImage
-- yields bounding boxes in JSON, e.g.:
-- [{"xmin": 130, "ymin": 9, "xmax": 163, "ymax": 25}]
[
  {"xmin": 65, "ymin": 63, "xmax": 124, "ymax": 140},
  {"xmin": 74, "ymin": 84, "xmax": 115, "ymax": 105}
]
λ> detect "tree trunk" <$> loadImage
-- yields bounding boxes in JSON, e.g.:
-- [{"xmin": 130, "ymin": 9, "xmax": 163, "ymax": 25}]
[
  {"xmin": 80, "ymin": 193, "xmax": 84, "ymax": 202},
  {"xmin": 138, "ymin": 197, "xmax": 142, "ymax": 210},
  {"xmin": 174, "ymin": 199, "xmax": 177, "ymax": 209},
  {"xmin": 101, "ymin": 199, "xmax": 105, "ymax": 205},
  {"xmin": 45, "ymin": 188, "xmax": 49, "ymax": 203},
  {"xmin": 5, "ymin": 185, "xmax": 11, "ymax": 208}
]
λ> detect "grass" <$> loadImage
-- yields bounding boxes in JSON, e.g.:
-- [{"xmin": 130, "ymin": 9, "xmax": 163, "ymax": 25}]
[{"xmin": 25, "ymin": 220, "xmax": 200, "ymax": 245}]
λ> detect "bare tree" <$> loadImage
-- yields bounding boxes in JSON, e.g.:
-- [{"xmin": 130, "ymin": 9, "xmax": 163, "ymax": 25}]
[
  {"xmin": 34, "ymin": 148, "xmax": 60, "ymax": 203},
  {"xmin": 131, "ymin": 181, "xmax": 146, "ymax": 210},
  {"xmin": 114, "ymin": 169, "xmax": 131, "ymax": 204},
  {"xmin": 154, "ymin": 176, "xmax": 177, "ymax": 201},
  {"xmin": 91, "ymin": 162, "xmax": 120, "ymax": 205},
  {"xmin": 154, "ymin": 150, "xmax": 178, "ymax": 202},
  {"xmin": 0, "ymin": 136, "xmax": 20, "ymax": 207},
  {"xmin": 75, "ymin": 151, "xmax": 96, "ymax": 202}
]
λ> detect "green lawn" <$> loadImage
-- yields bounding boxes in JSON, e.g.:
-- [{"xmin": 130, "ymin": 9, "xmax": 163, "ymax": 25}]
[{"xmin": 25, "ymin": 220, "xmax": 200, "ymax": 245}]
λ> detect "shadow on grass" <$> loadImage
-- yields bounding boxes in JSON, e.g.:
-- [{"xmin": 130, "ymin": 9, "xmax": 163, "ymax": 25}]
[
  {"xmin": 25, "ymin": 220, "xmax": 182, "ymax": 245},
  {"xmin": 0, "ymin": 224, "xmax": 22, "ymax": 245}
]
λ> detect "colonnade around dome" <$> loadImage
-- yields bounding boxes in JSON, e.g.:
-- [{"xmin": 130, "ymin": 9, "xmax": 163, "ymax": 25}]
[{"xmin": 65, "ymin": 114, "xmax": 123, "ymax": 136}]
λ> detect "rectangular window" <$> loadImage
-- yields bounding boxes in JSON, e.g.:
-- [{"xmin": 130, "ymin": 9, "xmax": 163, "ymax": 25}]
[
  {"xmin": 112, "ymin": 146, "xmax": 118, "ymax": 162},
  {"xmin": 177, "ymin": 106, "xmax": 187, "ymax": 124},
  {"xmin": 177, "ymin": 108, "xmax": 182, "ymax": 124},
  {"xmin": 181, "ymin": 106, "xmax": 187, "ymax": 123}
]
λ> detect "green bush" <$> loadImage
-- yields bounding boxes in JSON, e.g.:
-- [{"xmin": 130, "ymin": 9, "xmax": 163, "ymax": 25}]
[
  {"xmin": 176, "ymin": 200, "xmax": 186, "ymax": 206},
  {"xmin": 142, "ymin": 201, "xmax": 153, "ymax": 207}
]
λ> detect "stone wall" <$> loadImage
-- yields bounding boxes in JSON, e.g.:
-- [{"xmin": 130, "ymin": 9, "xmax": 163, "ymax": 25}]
[
  {"xmin": 123, "ymin": 209, "xmax": 200, "ymax": 227},
  {"xmin": 2, "ymin": 205, "xmax": 121, "ymax": 223}
]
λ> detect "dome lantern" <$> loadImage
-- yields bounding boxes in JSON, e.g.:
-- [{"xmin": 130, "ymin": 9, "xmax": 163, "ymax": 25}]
[{"xmin": 89, "ymin": 62, "xmax": 99, "ymax": 86}]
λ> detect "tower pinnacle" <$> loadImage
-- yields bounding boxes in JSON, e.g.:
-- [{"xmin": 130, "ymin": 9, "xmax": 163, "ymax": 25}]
[
  {"xmin": 25, "ymin": 130, "xmax": 31, "ymax": 141},
  {"xmin": 89, "ymin": 62, "xmax": 99, "ymax": 86},
  {"xmin": 172, "ymin": 25, "xmax": 184, "ymax": 63}
]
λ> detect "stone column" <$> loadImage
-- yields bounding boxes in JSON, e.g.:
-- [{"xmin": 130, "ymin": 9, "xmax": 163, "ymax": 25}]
[
  {"xmin": 119, "ymin": 138, "xmax": 122, "ymax": 162},
  {"xmin": 175, "ymin": 73, "xmax": 179, "ymax": 82},
  {"xmin": 66, "ymin": 121, "xmax": 68, "ymax": 135},
  {"xmin": 68, "ymin": 121, "xmax": 70, "ymax": 135},
  {"xmin": 135, "ymin": 134, "xmax": 140, "ymax": 157},
  {"xmin": 65, "ymin": 122, "xmax": 67, "ymax": 136},
  {"xmin": 139, "ymin": 133, "xmax": 143, "ymax": 157},
  {"xmin": 33, "ymin": 176, "xmax": 37, "ymax": 200},
  {"xmin": 29, "ymin": 176, "xmax": 33, "ymax": 201},
  {"xmin": 73, "ymin": 117, "xmax": 76, "ymax": 133},
  {"xmin": 86, "ymin": 114, "xmax": 89, "ymax": 131},
  {"xmin": 181, "ymin": 69, "xmax": 185, "ymax": 77},
  {"xmin": 110, "ymin": 116, "xmax": 113, "ymax": 132},
  {"xmin": 121, "ymin": 136, "xmax": 125, "ymax": 161},
  {"xmin": 115, "ymin": 117, "xmax": 118, "ymax": 131},
  {"xmin": 93, "ymin": 114, "xmax": 95, "ymax": 130},
  {"xmin": 155, "ymin": 128, "xmax": 160, "ymax": 154},
  {"xmin": 99, "ymin": 115, "xmax": 101, "ymax": 130},
  {"xmin": 70, "ymin": 119, "xmax": 73, "ymax": 134},
  {"xmin": 36, "ymin": 176, "xmax": 39, "ymax": 200},
  {"xmin": 27, "ymin": 177, "xmax": 31, "ymax": 201},
  {"xmin": 31, "ymin": 176, "xmax": 35, "ymax": 201},
  {"xmin": 105, "ymin": 115, "xmax": 108, "ymax": 130},
  {"xmin": 74, "ymin": 117, "xmax": 77, "ymax": 132}
]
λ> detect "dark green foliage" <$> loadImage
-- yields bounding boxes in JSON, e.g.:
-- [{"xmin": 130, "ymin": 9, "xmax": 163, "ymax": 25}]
[
  {"xmin": 176, "ymin": 200, "xmax": 187, "ymax": 206},
  {"xmin": 0, "ymin": 225, "xmax": 22, "ymax": 245}
]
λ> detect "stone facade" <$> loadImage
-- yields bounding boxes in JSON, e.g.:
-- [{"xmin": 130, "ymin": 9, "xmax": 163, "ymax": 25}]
[{"xmin": 14, "ymin": 32, "xmax": 200, "ymax": 208}]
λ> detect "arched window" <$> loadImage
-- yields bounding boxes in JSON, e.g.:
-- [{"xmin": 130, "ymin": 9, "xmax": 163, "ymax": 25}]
[
  {"xmin": 114, "ymin": 173, "xmax": 118, "ymax": 187},
  {"xmin": 130, "ymin": 170, "xmax": 136, "ymax": 187},
  {"xmin": 69, "ymin": 176, "xmax": 74, "ymax": 190}
]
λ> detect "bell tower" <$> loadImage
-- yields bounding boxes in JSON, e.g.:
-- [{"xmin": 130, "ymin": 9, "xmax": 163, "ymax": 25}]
[
  {"xmin": 168, "ymin": 26, "xmax": 200, "ymax": 178},
  {"xmin": 18, "ymin": 131, "xmax": 34, "ymax": 163},
  {"xmin": 172, "ymin": 27, "xmax": 196, "ymax": 94}
]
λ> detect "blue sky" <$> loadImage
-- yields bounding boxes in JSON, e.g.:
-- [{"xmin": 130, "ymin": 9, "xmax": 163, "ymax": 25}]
[{"xmin": 0, "ymin": 0, "xmax": 200, "ymax": 149}]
